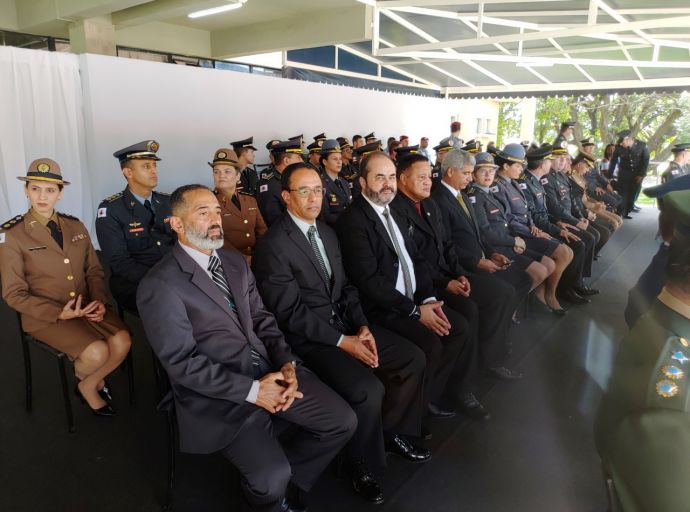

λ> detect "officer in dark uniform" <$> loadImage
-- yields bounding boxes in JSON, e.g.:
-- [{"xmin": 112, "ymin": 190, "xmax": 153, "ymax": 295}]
[
  {"xmin": 581, "ymin": 137, "xmax": 622, "ymax": 212},
  {"xmin": 230, "ymin": 136, "xmax": 259, "ymax": 197},
  {"xmin": 461, "ymin": 140, "xmax": 482, "ymax": 154},
  {"xmin": 552, "ymin": 120, "xmax": 576, "ymax": 149},
  {"xmin": 364, "ymin": 132, "xmax": 377, "ymax": 144},
  {"xmin": 306, "ymin": 141, "xmax": 323, "ymax": 172},
  {"xmin": 96, "ymin": 140, "xmax": 175, "ymax": 312},
  {"xmin": 594, "ymin": 190, "xmax": 690, "ymax": 512},
  {"xmin": 661, "ymin": 143, "xmax": 690, "ymax": 183},
  {"xmin": 319, "ymin": 139, "xmax": 352, "ymax": 226},
  {"xmin": 312, "ymin": 133, "xmax": 327, "ymax": 146},
  {"xmin": 431, "ymin": 138, "xmax": 453, "ymax": 186},
  {"xmin": 609, "ymin": 130, "xmax": 638, "ymax": 218},
  {"xmin": 257, "ymin": 139, "xmax": 304, "ymax": 226},
  {"xmin": 337, "ymin": 137, "xmax": 360, "ymax": 199}
]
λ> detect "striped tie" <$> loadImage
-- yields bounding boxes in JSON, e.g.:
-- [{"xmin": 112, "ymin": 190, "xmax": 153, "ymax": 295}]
[
  {"xmin": 307, "ymin": 226, "xmax": 331, "ymax": 293},
  {"xmin": 208, "ymin": 254, "xmax": 260, "ymax": 369},
  {"xmin": 382, "ymin": 207, "xmax": 414, "ymax": 300}
]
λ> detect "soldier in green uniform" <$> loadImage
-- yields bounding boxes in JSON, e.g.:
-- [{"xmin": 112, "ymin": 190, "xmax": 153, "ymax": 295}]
[{"xmin": 594, "ymin": 189, "xmax": 690, "ymax": 512}]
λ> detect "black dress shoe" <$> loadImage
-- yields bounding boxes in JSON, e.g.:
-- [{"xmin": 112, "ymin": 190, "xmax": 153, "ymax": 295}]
[
  {"xmin": 351, "ymin": 462, "xmax": 385, "ymax": 504},
  {"xmin": 560, "ymin": 289, "xmax": 591, "ymax": 305},
  {"xmin": 573, "ymin": 286, "xmax": 599, "ymax": 296},
  {"xmin": 385, "ymin": 433, "xmax": 431, "ymax": 463},
  {"xmin": 487, "ymin": 366, "xmax": 524, "ymax": 381},
  {"xmin": 623, "ymin": 214, "xmax": 633, "ymax": 219},
  {"xmin": 99, "ymin": 381, "xmax": 113, "ymax": 403},
  {"xmin": 459, "ymin": 393, "xmax": 491, "ymax": 421},
  {"xmin": 74, "ymin": 385, "xmax": 115, "ymax": 416},
  {"xmin": 632, "ymin": 205, "xmax": 641, "ymax": 212},
  {"xmin": 285, "ymin": 483, "xmax": 308, "ymax": 512},
  {"xmin": 427, "ymin": 403, "xmax": 456, "ymax": 418}
]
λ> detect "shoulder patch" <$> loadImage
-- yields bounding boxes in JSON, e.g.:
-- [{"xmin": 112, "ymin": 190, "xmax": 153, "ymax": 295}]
[
  {"xmin": 518, "ymin": 183, "xmax": 527, "ymax": 190},
  {"xmin": 469, "ymin": 196, "xmax": 476, "ymax": 204},
  {"xmin": 238, "ymin": 190, "xmax": 253, "ymax": 196},
  {"xmin": 540, "ymin": 178, "xmax": 549, "ymax": 185},
  {"xmin": 489, "ymin": 185, "xmax": 499, "ymax": 193},
  {"xmin": 103, "ymin": 192, "xmax": 123, "ymax": 203},
  {"xmin": 1, "ymin": 214, "xmax": 24, "ymax": 231},
  {"xmin": 57, "ymin": 212, "xmax": 79, "ymax": 221},
  {"xmin": 97, "ymin": 207, "xmax": 107, "ymax": 218},
  {"xmin": 261, "ymin": 172, "xmax": 274, "ymax": 180},
  {"xmin": 259, "ymin": 184, "xmax": 269, "ymax": 193}
]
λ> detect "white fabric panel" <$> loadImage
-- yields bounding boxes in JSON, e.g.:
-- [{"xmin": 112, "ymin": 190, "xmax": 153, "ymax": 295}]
[{"xmin": 0, "ymin": 46, "xmax": 90, "ymax": 225}]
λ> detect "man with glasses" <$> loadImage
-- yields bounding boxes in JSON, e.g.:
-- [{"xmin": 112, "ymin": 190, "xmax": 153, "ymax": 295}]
[
  {"xmin": 253, "ymin": 162, "xmax": 428, "ymax": 505},
  {"xmin": 258, "ymin": 139, "xmax": 304, "ymax": 227}
]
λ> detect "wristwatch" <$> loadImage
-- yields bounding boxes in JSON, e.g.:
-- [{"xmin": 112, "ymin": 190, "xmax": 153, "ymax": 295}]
[{"xmin": 409, "ymin": 305, "xmax": 421, "ymax": 321}]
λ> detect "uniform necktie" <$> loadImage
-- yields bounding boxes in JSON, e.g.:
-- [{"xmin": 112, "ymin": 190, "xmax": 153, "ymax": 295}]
[
  {"xmin": 456, "ymin": 192, "xmax": 471, "ymax": 218},
  {"xmin": 307, "ymin": 225, "xmax": 331, "ymax": 293},
  {"xmin": 144, "ymin": 199, "xmax": 155, "ymax": 226},
  {"xmin": 335, "ymin": 178, "xmax": 350, "ymax": 203},
  {"xmin": 231, "ymin": 194, "xmax": 241, "ymax": 211},
  {"xmin": 382, "ymin": 207, "xmax": 414, "ymax": 300},
  {"xmin": 47, "ymin": 220, "xmax": 63, "ymax": 249},
  {"xmin": 208, "ymin": 254, "xmax": 260, "ymax": 369}
]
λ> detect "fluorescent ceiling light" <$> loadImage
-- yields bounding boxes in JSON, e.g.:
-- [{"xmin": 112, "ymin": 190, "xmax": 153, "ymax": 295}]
[
  {"xmin": 188, "ymin": 2, "xmax": 243, "ymax": 19},
  {"xmin": 516, "ymin": 61, "xmax": 554, "ymax": 68},
  {"xmin": 357, "ymin": 0, "xmax": 377, "ymax": 6}
]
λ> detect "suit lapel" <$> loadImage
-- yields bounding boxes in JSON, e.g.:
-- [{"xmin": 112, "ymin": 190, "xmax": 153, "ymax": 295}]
[
  {"xmin": 359, "ymin": 198, "xmax": 396, "ymax": 254},
  {"xmin": 24, "ymin": 213, "xmax": 63, "ymax": 254},
  {"xmin": 284, "ymin": 217, "xmax": 333, "ymax": 296}
]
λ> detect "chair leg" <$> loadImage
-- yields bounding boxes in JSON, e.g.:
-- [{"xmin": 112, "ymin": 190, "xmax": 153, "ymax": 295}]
[
  {"xmin": 164, "ymin": 412, "xmax": 176, "ymax": 512},
  {"xmin": 21, "ymin": 336, "xmax": 33, "ymax": 412},
  {"xmin": 57, "ymin": 356, "xmax": 76, "ymax": 433},
  {"xmin": 126, "ymin": 350, "xmax": 136, "ymax": 405}
]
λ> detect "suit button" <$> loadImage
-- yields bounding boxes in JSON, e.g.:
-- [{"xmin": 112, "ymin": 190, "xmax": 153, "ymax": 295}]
[
  {"xmin": 394, "ymin": 262, "xmax": 398, "ymax": 268},
  {"xmin": 69, "ymin": 291, "xmax": 76, "ymax": 297},
  {"xmin": 67, "ymin": 275, "xmax": 74, "ymax": 281},
  {"xmin": 63, "ymin": 258, "xmax": 70, "ymax": 264},
  {"xmin": 157, "ymin": 241, "xmax": 161, "ymax": 246}
]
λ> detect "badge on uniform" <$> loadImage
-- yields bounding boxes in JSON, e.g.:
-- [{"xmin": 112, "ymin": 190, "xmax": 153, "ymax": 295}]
[
  {"xmin": 518, "ymin": 183, "xmax": 527, "ymax": 190},
  {"xmin": 28, "ymin": 245, "xmax": 47, "ymax": 251},
  {"xmin": 490, "ymin": 208, "xmax": 499, "ymax": 214},
  {"xmin": 469, "ymin": 196, "xmax": 476, "ymax": 204},
  {"xmin": 129, "ymin": 227, "xmax": 145, "ymax": 233},
  {"xmin": 259, "ymin": 184, "xmax": 268, "ymax": 193},
  {"xmin": 71, "ymin": 233, "xmax": 88, "ymax": 242},
  {"xmin": 490, "ymin": 186, "xmax": 499, "ymax": 193},
  {"xmin": 329, "ymin": 194, "xmax": 338, "ymax": 204},
  {"xmin": 348, "ymin": 182, "xmax": 353, "ymax": 189},
  {"xmin": 97, "ymin": 207, "xmax": 107, "ymax": 218},
  {"xmin": 540, "ymin": 178, "xmax": 549, "ymax": 185}
]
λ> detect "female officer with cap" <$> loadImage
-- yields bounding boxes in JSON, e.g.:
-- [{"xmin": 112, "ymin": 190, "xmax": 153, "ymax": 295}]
[
  {"xmin": 0, "ymin": 159, "xmax": 132, "ymax": 416},
  {"xmin": 210, "ymin": 148, "xmax": 267, "ymax": 262}
]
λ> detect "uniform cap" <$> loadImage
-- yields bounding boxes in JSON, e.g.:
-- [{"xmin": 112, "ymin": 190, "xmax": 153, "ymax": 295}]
[
  {"xmin": 230, "ymin": 137, "xmax": 257, "ymax": 152},
  {"xmin": 208, "ymin": 148, "xmax": 239, "ymax": 168},
  {"xmin": 270, "ymin": 139, "xmax": 303, "ymax": 155},
  {"xmin": 320, "ymin": 139, "xmax": 342, "ymax": 156},
  {"xmin": 461, "ymin": 139, "xmax": 482, "ymax": 153},
  {"xmin": 495, "ymin": 143, "xmax": 526, "ymax": 165},
  {"xmin": 396, "ymin": 145, "xmax": 421, "ymax": 159},
  {"xmin": 113, "ymin": 140, "xmax": 161, "ymax": 164},
  {"xmin": 353, "ymin": 140, "xmax": 383, "ymax": 157},
  {"xmin": 17, "ymin": 158, "xmax": 71, "ymax": 185},
  {"xmin": 473, "ymin": 152, "xmax": 498, "ymax": 170},
  {"xmin": 525, "ymin": 146, "xmax": 554, "ymax": 162}
]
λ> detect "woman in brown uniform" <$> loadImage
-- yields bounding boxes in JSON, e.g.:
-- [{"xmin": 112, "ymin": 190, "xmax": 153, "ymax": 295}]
[
  {"xmin": 210, "ymin": 148, "xmax": 268, "ymax": 262},
  {"xmin": 0, "ymin": 158, "xmax": 131, "ymax": 416}
]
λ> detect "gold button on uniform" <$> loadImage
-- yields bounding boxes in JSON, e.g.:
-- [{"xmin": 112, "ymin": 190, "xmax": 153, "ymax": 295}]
[
  {"xmin": 157, "ymin": 241, "xmax": 161, "ymax": 246},
  {"xmin": 69, "ymin": 291, "xmax": 76, "ymax": 297},
  {"xmin": 246, "ymin": 233, "xmax": 250, "ymax": 237},
  {"xmin": 67, "ymin": 275, "xmax": 74, "ymax": 281},
  {"xmin": 244, "ymin": 220, "xmax": 248, "ymax": 224},
  {"xmin": 63, "ymin": 258, "xmax": 70, "ymax": 264}
]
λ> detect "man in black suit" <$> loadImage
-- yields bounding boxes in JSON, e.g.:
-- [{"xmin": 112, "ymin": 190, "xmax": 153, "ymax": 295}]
[
  {"xmin": 335, "ymin": 152, "xmax": 475, "ymax": 419},
  {"xmin": 392, "ymin": 153, "xmax": 524, "ymax": 385},
  {"xmin": 137, "ymin": 184, "xmax": 356, "ymax": 512},
  {"xmin": 253, "ymin": 163, "xmax": 428, "ymax": 504},
  {"xmin": 431, "ymin": 149, "xmax": 535, "ymax": 301}
]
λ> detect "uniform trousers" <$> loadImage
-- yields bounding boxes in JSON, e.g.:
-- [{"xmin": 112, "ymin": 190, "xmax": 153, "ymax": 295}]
[
  {"xmin": 220, "ymin": 367, "xmax": 356, "ymax": 512},
  {"xmin": 294, "ymin": 325, "xmax": 425, "ymax": 475}
]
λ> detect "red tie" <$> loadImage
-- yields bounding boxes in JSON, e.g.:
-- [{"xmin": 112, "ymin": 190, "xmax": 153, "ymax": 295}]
[{"xmin": 414, "ymin": 202, "xmax": 422, "ymax": 216}]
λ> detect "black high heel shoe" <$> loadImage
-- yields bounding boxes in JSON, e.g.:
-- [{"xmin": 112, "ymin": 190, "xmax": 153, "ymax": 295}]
[
  {"xmin": 76, "ymin": 377, "xmax": 113, "ymax": 403},
  {"xmin": 74, "ymin": 384, "xmax": 115, "ymax": 417}
]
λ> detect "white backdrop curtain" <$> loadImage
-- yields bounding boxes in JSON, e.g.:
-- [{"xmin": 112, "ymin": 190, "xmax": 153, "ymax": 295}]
[{"xmin": 0, "ymin": 46, "xmax": 91, "ymax": 227}]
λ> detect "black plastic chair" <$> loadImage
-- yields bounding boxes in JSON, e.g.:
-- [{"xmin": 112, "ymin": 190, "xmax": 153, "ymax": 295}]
[
  {"xmin": 17, "ymin": 312, "xmax": 75, "ymax": 433},
  {"xmin": 151, "ymin": 351, "xmax": 177, "ymax": 512},
  {"xmin": 115, "ymin": 302, "xmax": 138, "ymax": 405}
]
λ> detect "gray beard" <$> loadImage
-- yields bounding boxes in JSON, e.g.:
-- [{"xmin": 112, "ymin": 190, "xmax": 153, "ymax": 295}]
[
  {"xmin": 185, "ymin": 225, "xmax": 224, "ymax": 251},
  {"xmin": 364, "ymin": 187, "xmax": 396, "ymax": 206}
]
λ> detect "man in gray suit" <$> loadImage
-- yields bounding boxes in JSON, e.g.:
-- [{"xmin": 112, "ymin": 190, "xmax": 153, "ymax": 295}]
[{"xmin": 137, "ymin": 184, "xmax": 356, "ymax": 512}]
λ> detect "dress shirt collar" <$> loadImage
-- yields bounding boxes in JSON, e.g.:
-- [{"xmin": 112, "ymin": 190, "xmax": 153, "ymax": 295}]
[
  {"xmin": 474, "ymin": 184, "xmax": 491, "ymax": 192},
  {"xmin": 178, "ymin": 241, "xmax": 218, "ymax": 273},
  {"xmin": 287, "ymin": 210, "xmax": 317, "ymax": 238},
  {"xmin": 29, "ymin": 208, "xmax": 59, "ymax": 227},
  {"xmin": 130, "ymin": 190, "xmax": 153, "ymax": 206},
  {"xmin": 361, "ymin": 192, "xmax": 391, "ymax": 215},
  {"xmin": 658, "ymin": 287, "xmax": 690, "ymax": 321},
  {"xmin": 440, "ymin": 180, "xmax": 460, "ymax": 197}
]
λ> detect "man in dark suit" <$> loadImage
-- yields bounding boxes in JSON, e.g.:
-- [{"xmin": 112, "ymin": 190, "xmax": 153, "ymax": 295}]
[
  {"xmin": 392, "ymin": 153, "xmax": 523, "ymax": 384},
  {"xmin": 137, "ymin": 184, "xmax": 356, "ymax": 512},
  {"xmin": 430, "ymin": 149, "xmax": 534, "ymax": 301},
  {"xmin": 253, "ymin": 163, "xmax": 428, "ymax": 505},
  {"xmin": 335, "ymin": 151, "xmax": 476, "ymax": 419}
]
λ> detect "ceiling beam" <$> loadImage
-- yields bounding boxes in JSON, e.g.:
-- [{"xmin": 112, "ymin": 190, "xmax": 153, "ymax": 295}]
[
  {"xmin": 112, "ymin": 0, "xmax": 222, "ymax": 27},
  {"xmin": 376, "ymin": 15, "xmax": 690, "ymax": 55},
  {"xmin": 368, "ymin": 0, "xmax": 569, "ymax": 7},
  {"xmin": 476, "ymin": 8, "xmax": 690, "ymax": 17},
  {"xmin": 15, "ymin": 0, "xmax": 150, "ymax": 30}
]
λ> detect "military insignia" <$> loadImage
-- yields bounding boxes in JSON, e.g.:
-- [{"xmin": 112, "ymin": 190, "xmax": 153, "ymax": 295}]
[
  {"xmin": 541, "ymin": 178, "xmax": 549, "ymax": 185},
  {"xmin": 128, "ymin": 227, "xmax": 144, "ymax": 233},
  {"xmin": 662, "ymin": 366, "xmax": 684, "ymax": 380},
  {"xmin": 679, "ymin": 337, "xmax": 689, "ymax": 348},
  {"xmin": 671, "ymin": 351, "xmax": 690, "ymax": 364},
  {"xmin": 656, "ymin": 379, "xmax": 679, "ymax": 398},
  {"xmin": 97, "ymin": 207, "xmax": 107, "ymax": 218},
  {"xmin": 1, "ymin": 215, "xmax": 23, "ymax": 230},
  {"xmin": 104, "ymin": 192, "xmax": 123, "ymax": 203},
  {"xmin": 28, "ymin": 245, "xmax": 47, "ymax": 251},
  {"xmin": 147, "ymin": 141, "xmax": 159, "ymax": 152},
  {"xmin": 518, "ymin": 183, "xmax": 527, "ymax": 190},
  {"xmin": 37, "ymin": 163, "xmax": 50, "ymax": 172},
  {"xmin": 587, "ymin": 138, "xmax": 594, "ymax": 144},
  {"xmin": 71, "ymin": 233, "xmax": 88, "ymax": 242},
  {"xmin": 217, "ymin": 151, "xmax": 227, "ymax": 159},
  {"xmin": 329, "ymin": 194, "xmax": 338, "ymax": 204},
  {"xmin": 259, "ymin": 184, "xmax": 268, "ymax": 193},
  {"xmin": 129, "ymin": 221, "xmax": 141, "ymax": 228},
  {"xmin": 490, "ymin": 186, "xmax": 499, "ymax": 193},
  {"xmin": 469, "ymin": 196, "xmax": 476, "ymax": 204},
  {"xmin": 348, "ymin": 182, "xmax": 353, "ymax": 189}
]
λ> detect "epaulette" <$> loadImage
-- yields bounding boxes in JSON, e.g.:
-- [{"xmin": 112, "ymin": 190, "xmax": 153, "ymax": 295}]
[
  {"xmin": 1, "ymin": 215, "xmax": 24, "ymax": 230},
  {"xmin": 154, "ymin": 191, "xmax": 170, "ymax": 197},
  {"xmin": 261, "ymin": 172, "xmax": 274, "ymax": 181},
  {"xmin": 238, "ymin": 190, "xmax": 253, "ymax": 196},
  {"xmin": 57, "ymin": 212, "xmax": 79, "ymax": 221},
  {"xmin": 466, "ymin": 186, "xmax": 477, "ymax": 195},
  {"xmin": 103, "ymin": 192, "xmax": 123, "ymax": 203},
  {"xmin": 519, "ymin": 173, "xmax": 529, "ymax": 180}
]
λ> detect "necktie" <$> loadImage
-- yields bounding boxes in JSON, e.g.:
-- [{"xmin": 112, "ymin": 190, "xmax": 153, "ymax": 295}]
[
  {"xmin": 231, "ymin": 194, "xmax": 241, "ymax": 211},
  {"xmin": 144, "ymin": 199, "xmax": 155, "ymax": 226},
  {"xmin": 335, "ymin": 179, "xmax": 350, "ymax": 204},
  {"xmin": 456, "ymin": 192, "xmax": 471, "ymax": 218},
  {"xmin": 382, "ymin": 207, "xmax": 414, "ymax": 300},
  {"xmin": 307, "ymin": 226, "xmax": 331, "ymax": 293},
  {"xmin": 414, "ymin": 202, "xmax": 422, "ymax": 216},
  {"xmin": 47, "ymin": 220, "xmax": 63, "ymax": 249},
  {"xmin": 208, "ymin": 254, "xmax": 261, "ymax": 370}
]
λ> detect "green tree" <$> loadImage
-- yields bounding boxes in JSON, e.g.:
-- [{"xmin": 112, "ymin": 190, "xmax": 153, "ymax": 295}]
[{"xmin": 496, "ymin": 100, "xmax": 521, "ymax": 147}]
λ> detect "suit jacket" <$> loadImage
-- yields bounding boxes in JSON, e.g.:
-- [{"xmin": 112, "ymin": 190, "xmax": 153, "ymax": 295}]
[
  {"xmin": 253, "ymin": 213, "xmax": 368, "ymax": 349},
  {"xmin": 1, "ymin": 211, "xmax": 108, "ymax": 333},
  {"xmin": 136, "ymin": 243, "xmax": 295, "ymax": 454},
  {"xmin": 215, "ymin": 189, "xmax": 268, "ymax": 257},
  {"xmin": 335, "ymin": 195, "xmax": 435, "ymax": 321},
  {"xmin": 390, "ymin": 192, "xmax": 466, "ymax": 291},
  {"xmin": 431, "ymin": 183, "xmax": 494, "ymax": 270}
]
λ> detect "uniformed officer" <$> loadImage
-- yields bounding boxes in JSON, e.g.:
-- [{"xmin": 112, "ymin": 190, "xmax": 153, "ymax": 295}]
[
  {"xmin": 257, "ymin": 139, "xmax": 304, "ymax": 226},
  {"xmin": 230, "ymin": 136, "xmax": 259, "ymax": 197},
  {"xmin": 580, "ymin": 137, "xmax": 622, "ymax": 212},
  {"xmin": 319, "ymin": 139, "xmax": 352, "ymax": 227},
  {"xmin": 399, "ymin": 135, "xmax": 409, "ymax": 147},
  {"xmin": 337, "ymin": 137, "xmax": 360, "ymax": 199},
  {"xmin": 461, "ymin": 140, "xmax": 482, "ymax": 154},
  {"xmin": 306, "ymin": 141, "xmax": 323, "ymax": 171},
  {"xmin": 209, "ymin": 148, "xmax": 268, "ymax": 262},
  {"xmin": 364, "ymin": 132, "xmax": 377, "ymax": 144},
  {"xmin": 594, "ymin": 189, "xmax": 690, "ymax": 512},
  {"xmin": 431, "ymin": 138, "xmax": 453, "ymax": 186},
  {"xmin": 552, "ymin": 120, "xmax": 576, "ymax": 149},
  {"xmin": 96, "ymin": 140, "xmax": 175, "ymax": 312},
  {"xmin": 312, "ymin": 133, "xmax": 327, "ymax": 147},
  {"xmin": 608, "ymin": 130, "xmax": 638, "ymax": 218},
  {"xmin": 661, "ymin": 143, "xmax": 690, "ymax": 184},
  {"xmin": 352, "ymin": 134, "xmax": 364, "ymax": 149},
  {"xmin": 449, "ymin": 121, "xmax": 464, "ymax": 149},
  {"xmin": 1, "ymin": 158, "xmax": 132, "ymax": 415}
]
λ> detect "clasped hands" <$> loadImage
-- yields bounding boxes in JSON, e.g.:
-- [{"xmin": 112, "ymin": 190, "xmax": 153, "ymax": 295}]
[
  {"xmin": 58, "ymin": 294, "xmax": 105, "ymax": 322},
  {"xmin": 256, "ymin": 362, "xmax": 303, "ymax": 414}
]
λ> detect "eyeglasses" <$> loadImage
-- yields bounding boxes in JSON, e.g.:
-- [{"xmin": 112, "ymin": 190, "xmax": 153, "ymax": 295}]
[
  {"xmin": 289, "ymin": 186, "xmax": 325, "ymax": 198},
  {"xmin": 475, "ymin": 169, "xmax": 496, "ymax": 176}
]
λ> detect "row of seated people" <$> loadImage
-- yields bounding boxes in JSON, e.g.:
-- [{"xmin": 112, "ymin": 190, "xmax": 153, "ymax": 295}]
[{"xmin": 0, "ymin": 137, "xmax": 621, "ymax": 512}]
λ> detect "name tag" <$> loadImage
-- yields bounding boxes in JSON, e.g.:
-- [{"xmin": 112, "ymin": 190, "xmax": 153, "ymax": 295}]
[
  {"xmin": 129, "ymin": 227, "xmax": 145, "ymax": 233},
  {"xmin": 511, "ymin": 196, "xmax": 520, "ymax": 201},
  {"xmin": 489, "ymin": 208, "xmax": 499, "ymax": 214},
  {"xmin": 672, "ymin": 170, "xmax": 679, "ymax": 175},
  {"xmin": 28, "ymin": 245, "xmax": 47, "ymax": 251}
]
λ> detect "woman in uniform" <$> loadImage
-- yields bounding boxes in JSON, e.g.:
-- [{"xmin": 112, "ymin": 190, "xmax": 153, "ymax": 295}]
[
  {"xmin": 210, "ymin": 148, "xmax": 267, "ymax": 262},
  {"xmin": 0, "ymin": 158, "xmax": 132, "ymax": 416}
]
